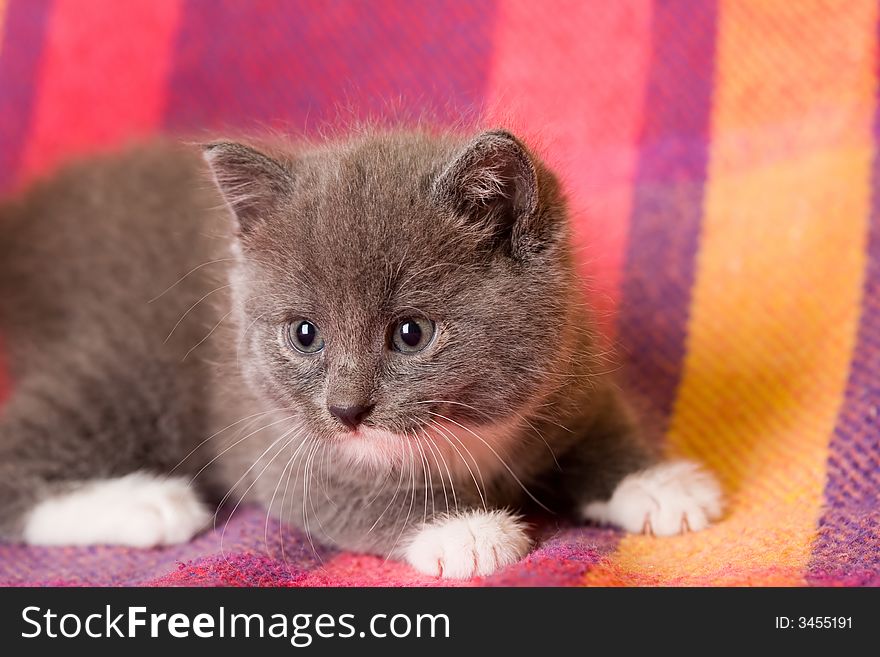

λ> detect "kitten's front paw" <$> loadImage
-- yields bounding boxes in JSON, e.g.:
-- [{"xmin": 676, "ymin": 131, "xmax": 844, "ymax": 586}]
[
  {"xmin": 582, "ymin": 461, "xmax": 723, "ymax": 536},
  {"xmin": 24, "ymin": 472, "xmax": 210, "ymax": 547},
  {"xmin": 403, "ymin": 509, "xmax": 531, "ymax": 579}
]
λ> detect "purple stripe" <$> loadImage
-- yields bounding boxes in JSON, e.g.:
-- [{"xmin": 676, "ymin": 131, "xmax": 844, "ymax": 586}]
[
  {"xmin": 807, "ymin": 30, "xmax": 880, "ymax": 583},
  {"xmin": 482, "ymin": 525, "xmax": 621, "ymax": 587},
  {"xmin": 615, "ymin": 0, "xmax": 718, "ymax": 444},
  {"xmin": 0, "ymin": 0, "xmax": 52, "ymax": 193},
  {"xmin": 163, "ymin": 0, "xmax": 496, "ymax": 134}
]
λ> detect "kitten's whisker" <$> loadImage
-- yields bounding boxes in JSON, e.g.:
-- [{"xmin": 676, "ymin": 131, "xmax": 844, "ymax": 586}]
[
  {"xmin": 264, "ymin": 436, "xmax": 303, "ymax": 558},
  {"xmin": 365, "ymin": 451, "xmax": 407, "ymax": 536},
  {"xmin": 220, "ymin": 431, "xmax": 298, "ymax": 564},
  {"xmin": 316, "ymin": 440, "xmax": 338, "ymax": 509},
  {"xmin": 236, "ymin": 310, "xmax": 271, "ymax": 369},
  {"xmin": 301, "ymin": 439, "xmax": 324, "ymax": 563},
  {"xmin": 416, "ymin": 399, "xmax": 562, "ymax": 470},
  {"xmin": 215, "ymin": 424, "xmax": 302, "ymax": 527},
  {"xmin": 589, "ymin": 366, "xmax": 625, "ymax": 377},
  {"xmin": 427, "ymin": 411, "xmax": 553, "ymax": 513},
  {"xmin": 188, "ymin": 414, "xmax": 298, "ymax": 485},
  {"xmin": 182, "ymin": 308, "xmax": 235, "ymax": 361},
  {"xmin": 218, "ymin": 427, "xmax": 302, "ymax": 564},
  {"xmin": 183, "ymin": 290, "xmax": 281, "ymax": 362},
  {"xmin": 163, "ymin": 283, "xmax": 233, "ymax": 344},
  {"xmin": 433, "ymin": 420, "xmax": 490, "ymax": 507},
  {"xmin": 169, "ymin": 407, "xmax": 294, "ymax": 475},
  {"xmin": 279, "ymin": 435, "xmax": 310, "ymax": 570},
  {"xmin": 511, "ymin": 412, "xmax": 562, "ymax": 471},
  {"xmin": 421, "ymin": 423, "xmax": 458, "ymax": 512},
  {"xmin": 530, "ymin": 412, "xmax": 574, "ymax": 435},
  {"xmin": 384, "ymin": 437, "xmax": 418, "ymax": 562},
  {"xmin": 429, "ymin": 420, "xmax": 487, "ymax": 511},
  {"xmin": 148, "ymin": 257, "xmax": 238, "ymax": 304},
  {"xmin": 304, "ymin": 440, "xmax": 333, "ymax": 564},
  {"xmin": 418, "ymin": 426, "xmax": 451, "ymax": 515},
  {"xmin": 410, "ymin": 429, "xmax": 432, "ymax": 524},
  {"xmin": 284, "ymin": 433, "xmax": 327, "ymax": 555}
]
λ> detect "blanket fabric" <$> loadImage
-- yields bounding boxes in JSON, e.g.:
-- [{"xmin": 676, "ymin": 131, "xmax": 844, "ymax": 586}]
[{"xmin": 0, "ymin": 0, "xmax": 877, "ymax": 586}]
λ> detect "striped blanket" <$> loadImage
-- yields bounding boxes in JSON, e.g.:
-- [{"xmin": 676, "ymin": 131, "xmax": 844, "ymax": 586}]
[{"xmin": 0, "ymin": 0, "xmax": 877, "ymax": 586}]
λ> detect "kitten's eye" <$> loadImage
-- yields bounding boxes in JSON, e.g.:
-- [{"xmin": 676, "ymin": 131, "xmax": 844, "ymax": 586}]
[
  {"xmin": 391, "ymin": 317, "xmax": 435, "ymax": 353},
  {"xmin": 286, "ymin": 320, "xmax": 324, "ymax": 354}
]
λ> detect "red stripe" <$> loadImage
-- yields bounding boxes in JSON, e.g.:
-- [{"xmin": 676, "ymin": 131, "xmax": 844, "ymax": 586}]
[
  {"xmin": 17, "ymin": 0, "xmax": 182, "ymax": 182},
  {"xmin": 484, "ymin": 0, "xmax": 653, "ymax": 333}
]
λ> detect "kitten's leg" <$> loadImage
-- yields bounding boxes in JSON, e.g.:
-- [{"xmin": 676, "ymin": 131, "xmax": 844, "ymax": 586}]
[
  {"xmin": 562, "ymin": 387, "xmax": 723, "ymax": 536},
  {"xmin": 0, "ymin": 378, "xmax": 210, "ymax": 547},
  {"xmin": 401, "ymin": 509, "xmax": 531, "ymax": 578},
  {"xmin": 21, "ymin": 473, "xmax": 210, "ymax": 547},
  {"xmin": 302, "ymin": 475, "xmax": 530, "ymax": 579}
]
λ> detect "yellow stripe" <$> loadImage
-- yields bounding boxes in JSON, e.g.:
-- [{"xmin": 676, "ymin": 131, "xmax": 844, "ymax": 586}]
[{"xmin": 585, "ymin": 0, "xmax": 875, "ymax": 585}]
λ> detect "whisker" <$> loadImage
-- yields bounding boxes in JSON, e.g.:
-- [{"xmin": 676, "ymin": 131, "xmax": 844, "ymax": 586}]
[
  {"xmin": 148, "ymin": 257, "xmax": 237, "ymax": 304},
  {"xmin": 218, "ymin": 427, "xmax": 302, "ymax": 563},
  {"xmin": 302, "ymin": 439, "xmax": 327, "ymax": 562},
  {"xmin": 163, "ymin": 283, "xmax": 233, "ymax": 344},
  {"xmin": 169, "ymin": 407, "xmax": 294, "ymax": 475},
  {"xmin": 236, "ymin": 310, "xmax": 271, "ymax": 369},
  {"xmin": 429, "ymin": 420, "xmax": 487, "ymax": 511},
  {"xmin": 416, "ymin": 399, "xmax": 561, "ymax": 470},
  {"xmin": 188, "ymin": 414, "xmax": 298, "ymax": 486},
  {"xmin": 384, "ymin": 437, "xmax": 418, "ymax": 562},
  {"xmin": 411, "ymin": 429, "xmax": 432, "ymax": 522},
  {"xmin": 215, "ymin": 424, "xmax": 302, "ymax": 527},
  {"xmin": 420, "ymin": 422, "xmax": 458, "ymax": 512},
  {"xmin": 365, "ymin": 452, "xmax": 407, "ymax": 536},
  {"xmin": 418, "ymin": 426, "xmax": 450, "ymax": 515},
  {"xmin": 182, "ymin": 308, "xmax": 235, "ymax": 361},
  {"xmin": 315, "ymin": 440, "xmax": 338, "ymax": 509},
  {"xmin": 427, "ymin": 410, "xmax": 553, "ymax": 513},
  {"xmin": 279, "ymin": 435, "xmax": 312, "ymax": 571},
  {"xmin": 263, "ymin": 435, "xmax": 303, "ymax": 557},
  {"xmin": 182, "ymin": 290, "xmax": 279, "ymax": 362}
]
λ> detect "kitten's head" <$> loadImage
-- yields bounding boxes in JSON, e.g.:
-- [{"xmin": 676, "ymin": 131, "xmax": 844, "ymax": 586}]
[{"xmin": 204, "ymin": 129, "xmax": 585, "ymax": 470}]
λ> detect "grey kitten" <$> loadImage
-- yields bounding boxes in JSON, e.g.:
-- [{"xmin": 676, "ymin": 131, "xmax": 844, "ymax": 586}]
[{"xmin": 0, "ymin": 128, "xmax": 722, "ymax": 578}]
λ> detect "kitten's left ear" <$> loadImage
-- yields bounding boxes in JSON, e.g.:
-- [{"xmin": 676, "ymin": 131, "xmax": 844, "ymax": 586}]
[
  {"xmin": 201, "ymin": 141, "xmax": 294, "ymax": 237},
  {"xmin": 432, "ymin": 130, "xmax": 551, "ymax": 257}
]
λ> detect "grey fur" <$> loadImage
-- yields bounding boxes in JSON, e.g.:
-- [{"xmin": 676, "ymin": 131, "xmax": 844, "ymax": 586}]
[{"xmin": 0, "ymin": 128, "xmax": 655, "ymax": 556}]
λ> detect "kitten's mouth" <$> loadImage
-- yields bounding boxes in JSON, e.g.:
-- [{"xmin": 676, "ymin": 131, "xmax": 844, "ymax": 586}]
[
  {"xmin": 332, "ymin": 417, "xmax": 515, "ymax": 479},
  {"xmin": 334, "ymin": 425, "xmax": 404, "ymax": 442}
]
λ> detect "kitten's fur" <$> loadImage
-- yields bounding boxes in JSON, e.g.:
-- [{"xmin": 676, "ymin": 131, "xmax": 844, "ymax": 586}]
[{"xmin": 0, "ymin": 129, "xmax": 722, "ymax": 577}]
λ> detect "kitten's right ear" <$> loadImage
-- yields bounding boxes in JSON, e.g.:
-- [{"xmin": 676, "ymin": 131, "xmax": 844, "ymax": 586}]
[
  {"xmin": 201, "ymin": 141, "xmax": 293, "ymax": 235},
  {"xmin": 431, "ymin": 130, "xmax": 544, "ymax": 257}
]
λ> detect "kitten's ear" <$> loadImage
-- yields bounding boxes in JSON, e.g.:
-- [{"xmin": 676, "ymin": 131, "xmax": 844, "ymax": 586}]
[
  {"xmin": 432, "ymin": 129, "xmax": 542, "ymax": 255},
  {"xmin": 201, "ymin": 141, "xmax": 293, "ymax": 236}
]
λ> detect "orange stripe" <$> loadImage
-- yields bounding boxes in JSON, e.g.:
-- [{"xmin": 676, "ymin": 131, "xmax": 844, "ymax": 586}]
[
  {"xmin": 484, "ymin": 0, "xmax": 653, "ymax": 333},
  {"xmin": 585, "ymin": 0, "xmax": 876, "ymax": 585},
  {"xmin": 0, "ymin": 1, "xmax": 7, "ymax": 52},
  {"xmin": 18, "ymin": 0, "xmax": 182, "ymax": 182}
]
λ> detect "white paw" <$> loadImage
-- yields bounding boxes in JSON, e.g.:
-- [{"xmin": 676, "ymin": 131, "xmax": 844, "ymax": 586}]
[
  {"xmin": 23, "ymin": 472, "xmax": 210, "ymax": 547},
  {"xmin": 403, "ymin": 509, "xmax": 531, "ymax": 579},
  {"xmin": 582, "ymin": 460, "xmax": 723, "ymax": 536}
]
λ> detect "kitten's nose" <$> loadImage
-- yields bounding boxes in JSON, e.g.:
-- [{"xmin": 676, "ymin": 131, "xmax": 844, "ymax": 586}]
[{"xmin": 328, "ymin": 404, "xmax": 374, "ymax": 430}]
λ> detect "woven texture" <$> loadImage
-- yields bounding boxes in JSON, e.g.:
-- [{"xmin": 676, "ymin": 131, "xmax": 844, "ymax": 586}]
[{"xmin": 0, "ymin": 0, "xmax": 877, "ymax": 586}]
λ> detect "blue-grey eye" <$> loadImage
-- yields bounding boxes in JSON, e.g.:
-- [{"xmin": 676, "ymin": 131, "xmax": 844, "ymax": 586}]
[
  {"xmin": 391, "ymin": 317, "xmax": 435, "ymax": 353},
  {"xmin": 287, "ymin": 320, "xmax": 324, "ymax": 354}
]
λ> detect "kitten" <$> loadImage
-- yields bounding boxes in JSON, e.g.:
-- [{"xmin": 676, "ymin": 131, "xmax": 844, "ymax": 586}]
[{"xmin": 0, "ymin": 128, "xmax": 722, "ymax": 578}]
